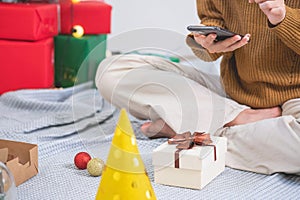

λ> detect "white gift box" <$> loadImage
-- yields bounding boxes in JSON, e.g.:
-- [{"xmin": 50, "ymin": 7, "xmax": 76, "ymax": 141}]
[{"xmin": 152, "ymin": 136, "xmax": 227, "ymax": 189}]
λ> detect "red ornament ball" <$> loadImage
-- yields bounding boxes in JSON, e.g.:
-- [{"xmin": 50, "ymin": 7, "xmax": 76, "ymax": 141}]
[{"xmin": 74, "ymin": 152, "xmax": 91, "ymax": 170}]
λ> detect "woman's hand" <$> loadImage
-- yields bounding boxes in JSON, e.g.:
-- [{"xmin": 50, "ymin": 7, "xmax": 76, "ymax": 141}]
[
  {"xmin": 194, "ymin": 32, "xmax": 251, "ymax": 54},
  {"xmin": 249, "ymin": 0, "xmax": 286, "ymax": 25}
]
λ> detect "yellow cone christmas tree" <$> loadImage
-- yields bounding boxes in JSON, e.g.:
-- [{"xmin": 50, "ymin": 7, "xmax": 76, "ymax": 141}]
[{"xmin": 95, "ymin": 109, "xmax": 157, "ymax": 200}]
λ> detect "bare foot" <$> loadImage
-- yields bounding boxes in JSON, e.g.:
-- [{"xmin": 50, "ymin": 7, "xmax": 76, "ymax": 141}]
[
  {"xmin": 224, "ymin": 106, "xmax": 282, "ymax": 127},
  {"xmin": 140, "ymin": 119, "xmax": 176, "ymax": 139}
]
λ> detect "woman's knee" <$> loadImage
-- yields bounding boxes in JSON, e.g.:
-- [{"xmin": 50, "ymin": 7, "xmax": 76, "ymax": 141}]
[
  {"xmin": 95, "ymin": 54, "xmax": 144, "ymax": 102},
  {"xmin": 95, "ymin": 55, "xmax": 125, "ymax": 101}
]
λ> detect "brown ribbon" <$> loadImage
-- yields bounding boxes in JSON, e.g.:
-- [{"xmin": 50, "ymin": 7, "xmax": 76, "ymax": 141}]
[{"xmin": 168, "ymin": 131, "xmax": 216, "ymax": 168}]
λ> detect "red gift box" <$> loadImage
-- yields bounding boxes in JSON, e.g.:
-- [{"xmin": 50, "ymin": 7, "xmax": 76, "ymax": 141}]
[
  {"xmin": 60, "ymin": 1, "xmax": 112, "ymax": 34},
  {"xmin": 0, "ymin": 3, "xmax": 58, "ymax": 41},
  {"xmin": 0, "ymin": 38, "xmax": 54, "ymax": 94}
]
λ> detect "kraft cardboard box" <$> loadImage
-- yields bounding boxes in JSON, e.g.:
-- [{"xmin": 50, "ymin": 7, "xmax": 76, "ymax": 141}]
[
  {"xmin": 54, "ymin": 34, "xmax": 107, "ymax": 87},
  {"xmin": 0, "ymin": 139, "xmax": 38, "ymax": 186},
  {"xmin": 0, "ymin": 3, "xmax": 58, "ymax": 41},
  {"xmin": 0, "ymin": 37, "xmax": 54, "ymax": 94},
  {"xmin": 152, "ymin": 135, "xmax": 227, "ymax": 190}
]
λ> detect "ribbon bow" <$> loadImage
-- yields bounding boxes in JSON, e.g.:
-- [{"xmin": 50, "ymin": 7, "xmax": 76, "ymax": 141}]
[{"xmin": 168, "ymin": 131, "xmax": 216, "ymax": 168}]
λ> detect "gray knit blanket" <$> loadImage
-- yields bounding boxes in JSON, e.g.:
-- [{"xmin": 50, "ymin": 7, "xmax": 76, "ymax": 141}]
[{"xmin": 0, "ymin": 83, "xmax": 299, "ymax": 200}]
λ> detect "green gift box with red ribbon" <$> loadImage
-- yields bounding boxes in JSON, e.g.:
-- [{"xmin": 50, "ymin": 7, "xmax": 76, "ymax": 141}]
[{"xmin": 152, "ymin": 132, "xmax": 227, "ymax": 190}]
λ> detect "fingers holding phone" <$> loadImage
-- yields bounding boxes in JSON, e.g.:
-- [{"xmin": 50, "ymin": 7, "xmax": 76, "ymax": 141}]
[
  {"xmin": 189, "ymin": 25, "xmax": 251, "ymax": 53},
  {"xmin": 194, "ymin": 33, "xmax": 250, "ymax": 53}
]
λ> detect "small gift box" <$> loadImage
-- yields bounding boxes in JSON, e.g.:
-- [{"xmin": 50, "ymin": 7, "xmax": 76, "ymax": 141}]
[
  {"xmin": 0, "ymin": 37, "xmax": 54, "ymax": 94},
  {"xmin": 60, "ymin": 1, "xmax": 112, "ymax": 35},
  {"xmin": 0, "ymin": 3, "xmax": 58, "ymax": 41},
  {"xmin": 152, "ymin": 132, "xmax": 227, "ymax": 190},
  {"xmin": 54, "ymin": 34, "xmax": 107, "ymax": 87}
]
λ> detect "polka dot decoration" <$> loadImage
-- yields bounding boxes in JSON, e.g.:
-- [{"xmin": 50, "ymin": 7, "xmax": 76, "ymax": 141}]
[{"xmin": 95, "ymin": 109, "xmax": 157, "ymax": 199}]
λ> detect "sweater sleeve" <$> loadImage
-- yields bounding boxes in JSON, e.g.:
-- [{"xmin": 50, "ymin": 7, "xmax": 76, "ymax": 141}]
[
  {"xmin": 270, "ymin": 6, "xmax": 300, "ymax": 55},
  {"xmin": 185, "ymin": 0, "xmax": 226, "ymax": 62}
]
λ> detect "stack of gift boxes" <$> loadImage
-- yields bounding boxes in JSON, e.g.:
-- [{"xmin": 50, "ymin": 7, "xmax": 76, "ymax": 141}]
[
  {"xmin": 0, "ymin": 2, "xmax": 58, "ymax": 94},
  {"xmin": 0, "ymin": 1, "xmax": 112, "ymax": 94}
]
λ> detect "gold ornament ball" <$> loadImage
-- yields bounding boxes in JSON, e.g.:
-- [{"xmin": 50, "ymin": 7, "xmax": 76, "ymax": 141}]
[
  {"xmin": 72, "ymin": 25, "xmax": 84, "ymax": 38},
  {"xmin": 87, "ymin": 158, "xmax": 105, "ymax": 177}
]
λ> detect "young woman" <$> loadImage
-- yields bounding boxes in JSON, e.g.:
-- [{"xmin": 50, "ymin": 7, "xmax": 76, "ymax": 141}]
[{"xmin": 96, "ymin": 0, "xmax": 300, "ymax": 175}]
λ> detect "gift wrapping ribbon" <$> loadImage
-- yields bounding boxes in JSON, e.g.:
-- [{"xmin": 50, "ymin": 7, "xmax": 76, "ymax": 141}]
[{"xmin": 168, "ymin": 132, "xmax": 216, "ymax": 168}]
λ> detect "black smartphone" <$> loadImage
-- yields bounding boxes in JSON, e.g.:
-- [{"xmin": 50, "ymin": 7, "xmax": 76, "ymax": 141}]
[{"xmin": 187, "ymin": 25, "xmax": 244, "ymax": 41}]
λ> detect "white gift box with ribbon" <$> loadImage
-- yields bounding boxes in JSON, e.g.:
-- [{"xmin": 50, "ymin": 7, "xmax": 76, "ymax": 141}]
[{"xmin": 152, "ymin": 134, "xmax": 227, "ymax": 190}]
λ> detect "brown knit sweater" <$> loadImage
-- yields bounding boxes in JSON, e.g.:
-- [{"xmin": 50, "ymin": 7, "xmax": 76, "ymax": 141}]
[{"xmin": 186, "ymin": 0, "xmax": 300, "ymax": 108}]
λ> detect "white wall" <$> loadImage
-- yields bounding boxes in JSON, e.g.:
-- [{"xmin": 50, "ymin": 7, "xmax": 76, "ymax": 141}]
[
  {"xmin": 106, "ymin": 0, "xmax": 199, "ymax": 39},
  {"xmin": 105, "ymin": 0, "xmax": 198, "ymax": 51},
  {"xmin": 105, "ymin": 0, "xmax": 220, "ymax": 74}
]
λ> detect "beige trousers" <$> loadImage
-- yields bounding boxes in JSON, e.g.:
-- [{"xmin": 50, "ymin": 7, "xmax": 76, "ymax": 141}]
[{"xmin": 96, "ymin": 54, "xmax": 300, "ymax": 175}]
